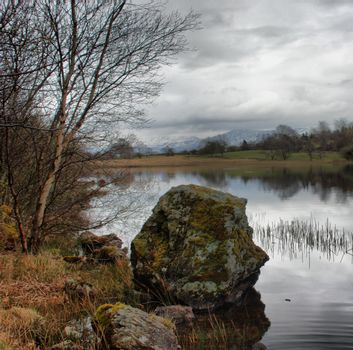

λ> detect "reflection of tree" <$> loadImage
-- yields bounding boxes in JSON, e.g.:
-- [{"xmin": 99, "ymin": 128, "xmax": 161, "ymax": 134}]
[
  {"xmin": 239, "ymin": 166, "xmax": 353, "ymax": 201},
  {"xmin": 178, "ymin": 287, "xmax": 270, "ymax": 350},
  {"xmin": 193, "ymin": 171, "xmax": 229, "ymax": 188},
  {"xmin": 161, "ymin": 172, "xmax": 177, "ymax": 183}
]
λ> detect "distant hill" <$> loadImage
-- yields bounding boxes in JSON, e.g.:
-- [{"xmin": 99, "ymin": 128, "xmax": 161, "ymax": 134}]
[
  {"xmin": 140, "ymin": 135, "xmax": 202, "ymax": 154},
  {"xmin": 204, "ymin": 128, "xmax": 274, "ymax": 146},
  {"xmin": 139, "ymin": 127, "xmax": 308, "ymax": 154}
]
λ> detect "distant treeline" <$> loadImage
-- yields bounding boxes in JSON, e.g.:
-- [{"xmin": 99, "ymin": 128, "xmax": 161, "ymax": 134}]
[{"xmin": 182, "ymin": 120, "xmax": 353, "ymax": 160}]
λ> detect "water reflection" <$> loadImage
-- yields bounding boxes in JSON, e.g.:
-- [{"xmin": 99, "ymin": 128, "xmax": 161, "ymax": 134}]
[
  {"xmin": 187, "ymin": 164, "xmax": 353, "ymax": 202},
  {"xmin": 91, "ymin": 164, "xmax": 353, "ymax": 349},
  {"xmin": 178, "ymin": 288, "xmax": 270, "ymax": 350}
]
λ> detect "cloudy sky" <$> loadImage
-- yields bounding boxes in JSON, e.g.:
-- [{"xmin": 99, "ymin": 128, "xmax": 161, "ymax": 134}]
[{"xmin": 135, "ymin": 0, "xmax": 353, "ymax": 141}]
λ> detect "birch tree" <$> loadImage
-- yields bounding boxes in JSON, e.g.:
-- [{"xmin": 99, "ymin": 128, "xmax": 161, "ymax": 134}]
[{"xmin": 0, "ymin": 0, "xmax": 198, "ymax": 253}]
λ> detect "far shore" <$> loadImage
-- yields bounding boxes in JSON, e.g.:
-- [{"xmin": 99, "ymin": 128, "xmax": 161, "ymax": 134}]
[{"xmin": 96, "ymin": 154, "xmax": 349, "ymax": 169}]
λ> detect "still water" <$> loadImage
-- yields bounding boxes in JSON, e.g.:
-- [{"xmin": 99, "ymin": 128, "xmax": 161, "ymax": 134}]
[{"xmin": 92, "ymin": 163, "xmax": 353, "ymax": 349}]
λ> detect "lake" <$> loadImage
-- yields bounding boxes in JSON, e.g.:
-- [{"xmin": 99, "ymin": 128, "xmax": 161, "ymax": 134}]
[{"xmin": 92, "ymin": 163, "xmax": 353, "ymax": 349}]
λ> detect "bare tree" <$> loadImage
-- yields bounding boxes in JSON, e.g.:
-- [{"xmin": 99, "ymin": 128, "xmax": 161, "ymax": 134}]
[{"xmin": 0, "ymin": 0, "xmax": 199, "ymax": 253}]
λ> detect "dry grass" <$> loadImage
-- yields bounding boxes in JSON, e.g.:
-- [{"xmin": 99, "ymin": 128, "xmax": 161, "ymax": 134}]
[
  {"xmin": 95, "ymin": 155, "xmax": 263, "ymax": 169},
  {"xmin": 0, "ymin": 252, "xmax": 133, "ymax": 349},
  {"xmin": 95, "ymin": 154, "xmax": 347, "ymax": 170}
]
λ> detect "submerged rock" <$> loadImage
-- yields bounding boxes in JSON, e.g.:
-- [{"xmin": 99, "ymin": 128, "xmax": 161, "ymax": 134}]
[
  {"xmin": 131, "ymin": 184, "xmax": 268, "ymax": 310},
  {"xmin": 95, "ymin": 303, "xmax": 180, "ymax": 350}
]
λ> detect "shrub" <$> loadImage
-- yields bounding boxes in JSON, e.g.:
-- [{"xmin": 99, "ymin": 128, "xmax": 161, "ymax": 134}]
[{"xmin": 341, "ymin": 145, "xmax": 353, "ymax": 160}]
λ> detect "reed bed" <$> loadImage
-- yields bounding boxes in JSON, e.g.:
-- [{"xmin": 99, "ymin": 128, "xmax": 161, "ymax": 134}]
[{"xmin": 253, "ymin": 217, "xmax": 353, "ymax": 263}]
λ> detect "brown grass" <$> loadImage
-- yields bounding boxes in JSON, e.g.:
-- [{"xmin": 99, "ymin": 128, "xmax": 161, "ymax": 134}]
[
  {"xmin": 0, "ymin": 252, "xmax": 133, "ymax": 349},
  {"xmin": 94, "ymin": 154, "xmax": 346, "ymax": 170},
  {"xmin": 95, "ymin": 155, "xmax": 262, "ymax": 168}
]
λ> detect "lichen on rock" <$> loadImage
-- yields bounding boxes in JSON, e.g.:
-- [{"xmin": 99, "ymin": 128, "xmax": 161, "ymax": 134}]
[
  {"xmin": 131, "ymin": 184, "xmax": 269, "ymax": 311},
  {"xmin": 95, "ymin": 303, "xmax": 179, "ymax": 350}
]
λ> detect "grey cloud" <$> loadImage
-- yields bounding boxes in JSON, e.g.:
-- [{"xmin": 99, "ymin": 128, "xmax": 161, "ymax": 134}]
[
  {"xmin": 139, "ymin": 0, "xmax": 353, "ymax": 139},
  {"xmin": 241, "ymin": 26, "xmax": 292, "ymax": 38},
  {"xmin": 339, "ymin": 78, "xmax": 353, "ymax": 85},
  {"xmin": 315, "ymin": 0, "xmax": 353, "ymax": 7}
]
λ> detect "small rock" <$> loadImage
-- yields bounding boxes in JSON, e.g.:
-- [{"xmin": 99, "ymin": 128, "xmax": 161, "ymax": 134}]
[
  {"xmin": 95, "ymin": 303, "xmax": 180, "ymax": 350},
  {"xmin": 64, "ymin": 279, "xmax": 97, "ymax": 301},
  {"xmin": 155, "ymin": 305, "xmax": 195, "ymax": 327},
  {"xmin": 80, "ymin": 232, "xmax": 123, "ymax": 255},
  {"xmin": 50, "ymin": 340, "xmax": 83, "ymax": 350},
  {"xmin": 64, "ymin": 317, "xmax": 98, "ymax": 349},
  {"xmin": 93, "ymin": 245, "xmax": 126, "ymax": 264}
]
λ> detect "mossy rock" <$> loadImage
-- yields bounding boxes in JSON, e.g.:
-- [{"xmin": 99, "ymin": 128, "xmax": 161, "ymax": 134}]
[
  {"xmin": 131, "ymin": 185, "xmax": 269, "ymax": 311},
  {"xmin": 95, "ymin": 303, "xmax": 179, "ymax": 350}
]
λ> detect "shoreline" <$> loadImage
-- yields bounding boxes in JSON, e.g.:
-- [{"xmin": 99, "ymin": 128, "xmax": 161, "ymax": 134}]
[{"xmin": 95, "ymin": 155, "xmax": 349, "ymax": 169}]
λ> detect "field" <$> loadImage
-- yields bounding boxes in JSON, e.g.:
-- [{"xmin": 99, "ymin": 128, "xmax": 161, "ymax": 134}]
[
  {"xmin": 98, "ymin": 150, "xmax": 345, "ymax": 169},
  {"xmin": 212, "ymin": 150, "xmax": 343, "ymax": 161}
]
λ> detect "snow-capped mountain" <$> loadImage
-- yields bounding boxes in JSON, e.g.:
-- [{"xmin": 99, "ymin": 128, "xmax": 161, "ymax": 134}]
[
  {"xmin": 140, "ymin": 127, "xmax": 308, "ymax": 154},
  {"xmin": 138, "ymin": 135, "xmax": 202, "ymax": 154},
  {"xmin": 204, "ymin": 129, "xmax": 275, "ymax": 146}
]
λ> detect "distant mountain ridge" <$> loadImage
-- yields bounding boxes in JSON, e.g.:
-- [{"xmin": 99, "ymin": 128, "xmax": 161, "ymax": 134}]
[
  {"xmin": 204, "ymin": 128, "xmax": 274, "ymax": 146},
  {"xmin": 140, "ymin": 127, "xmax": 308, "ymax": 154}
]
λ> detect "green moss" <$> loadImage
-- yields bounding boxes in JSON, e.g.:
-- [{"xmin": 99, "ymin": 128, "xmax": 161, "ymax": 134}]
[
  {"xmin": 95, "ymin": 303, "xmax": 127, "ymax": 328},
  {"xmin": 190, "ymin": 200, "xmax": 237, "ymax": 240},
  {"xmin": 151, "ymin": 239, "xmax": 168, "ymax": 271},
  {"xmin": 232, "ymin": 229, "xmax": 268, "ymax": 265},
  {"xmin": 132, "ymin": 237, "xmax": 148, "ymax": 258},
  {"xmin": 189, "ymin": 241, "xmax": 229, "ymax": 283}
]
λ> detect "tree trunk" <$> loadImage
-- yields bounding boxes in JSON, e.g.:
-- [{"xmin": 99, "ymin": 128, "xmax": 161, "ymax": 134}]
[{"xmin": 29, "ymin": 121, "xmax": 66, "ymax": 254}]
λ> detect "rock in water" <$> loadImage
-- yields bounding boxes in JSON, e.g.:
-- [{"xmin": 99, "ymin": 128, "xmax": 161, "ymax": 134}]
[{"xmin": 131, "ymin": 184, "xmax": 269, "ymax": 311}]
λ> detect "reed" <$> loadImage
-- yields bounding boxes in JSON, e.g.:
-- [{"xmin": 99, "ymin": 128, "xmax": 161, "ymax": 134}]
[{"xmin": 252, "ymin": 216, "xmax": 353, "ymax": 262}]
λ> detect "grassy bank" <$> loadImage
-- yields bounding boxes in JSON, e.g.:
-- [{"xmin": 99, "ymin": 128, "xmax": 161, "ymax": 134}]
[
  {"xmin": 97, "ymin": 151, "xmax": 346, "ymax": 169},
  {"xmin": 0, "ymin": 244, "xmax": 134, "ymax": 349}
]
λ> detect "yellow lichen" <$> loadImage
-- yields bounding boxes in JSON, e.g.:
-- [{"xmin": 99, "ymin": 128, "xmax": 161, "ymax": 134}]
[
  {"xmin": 151, "ymin": 239, "xmax": 168, "ymax": 271},
  {"xmin": 149, "ymin": 313, "xmax": 176, "ymax": 331},
  {"xmin": 95, "ymin": 303, "xmax": 127, "ymax": 327}
]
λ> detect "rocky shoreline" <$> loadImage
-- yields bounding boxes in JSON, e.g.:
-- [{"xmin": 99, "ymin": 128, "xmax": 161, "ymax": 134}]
[
  {"xmin": 0, "ymin": 185, "xmax": 269, "ymax": 349},
  {"xmin": 49, "ymin": 185, "xmax": 269, "ymax": 349}
]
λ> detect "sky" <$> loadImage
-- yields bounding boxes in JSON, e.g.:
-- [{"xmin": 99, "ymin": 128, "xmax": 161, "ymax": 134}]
[{"xmin": 134, "ymin": 0, "xmax": 353, "ymax": 141}]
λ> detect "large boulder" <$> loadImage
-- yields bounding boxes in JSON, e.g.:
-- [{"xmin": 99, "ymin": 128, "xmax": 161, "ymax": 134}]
[
  {"xmin": 131, "ymin": 184, "xmax": 268, "ymax": 311},
  {"xmin": 95, "ymin": 303, "xmax": 180, "ymax": 350}
]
